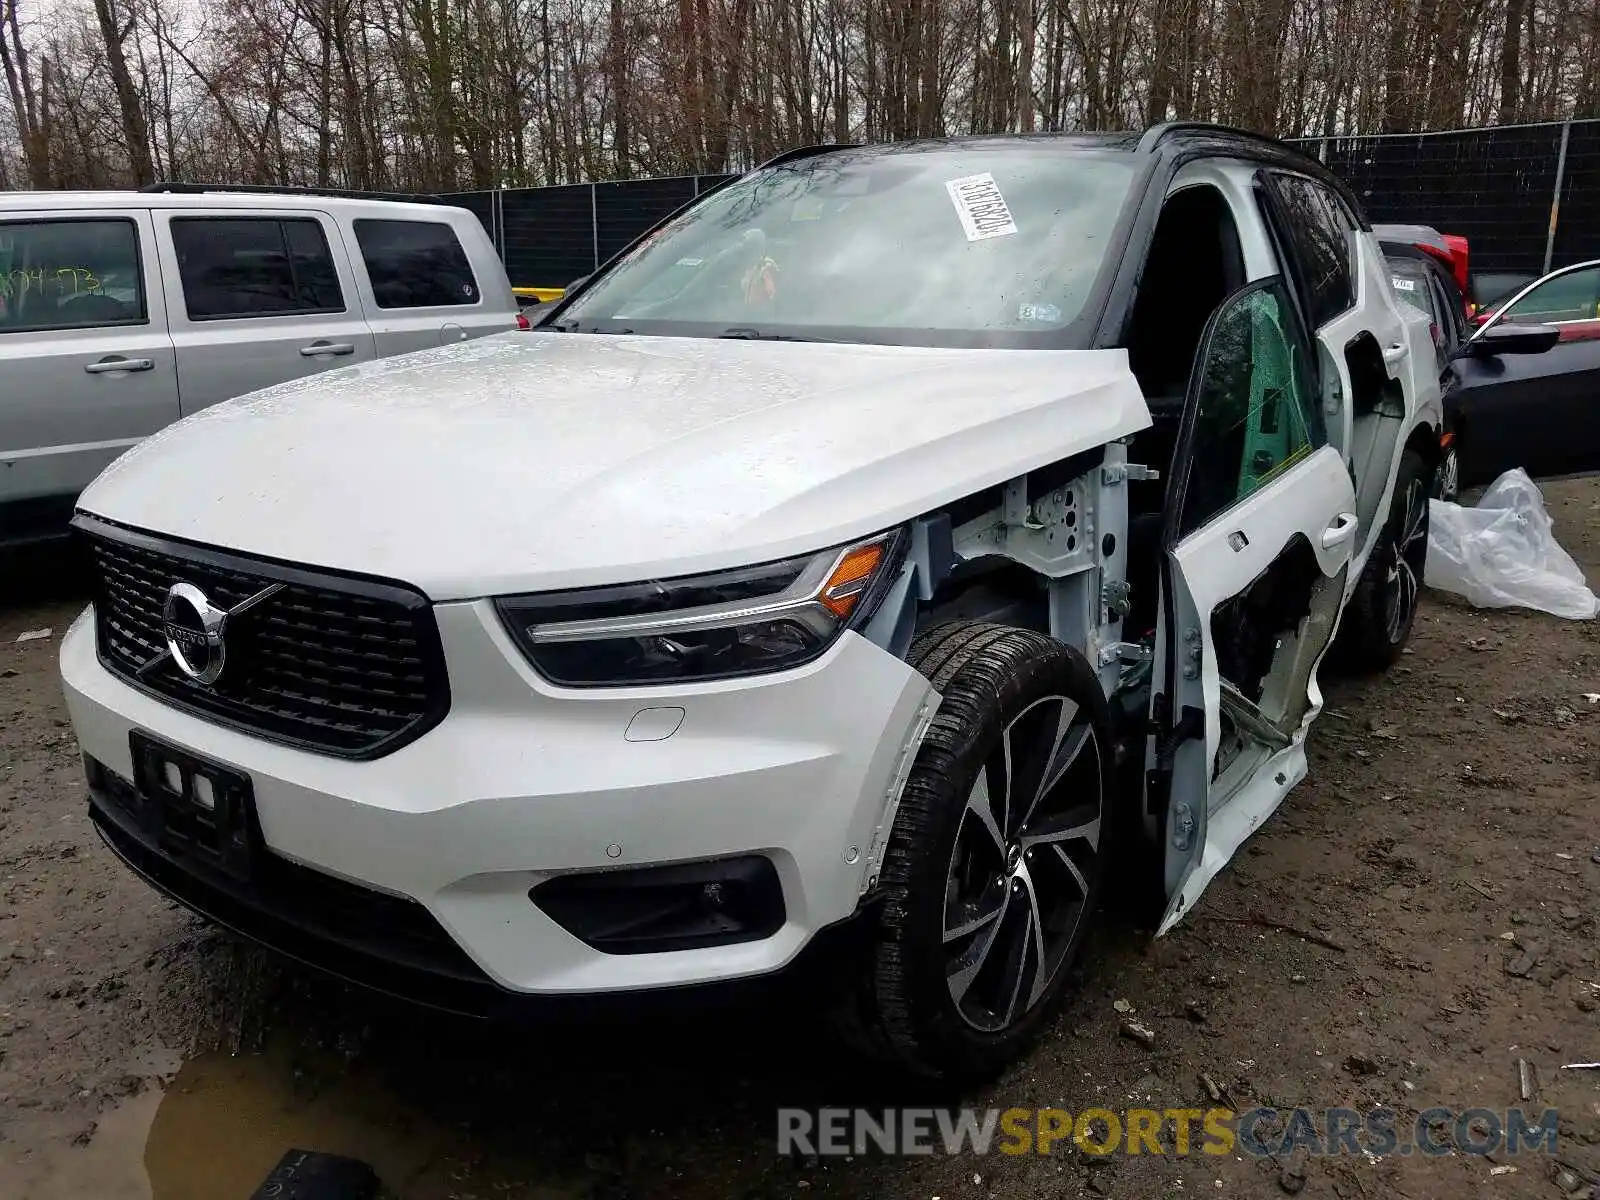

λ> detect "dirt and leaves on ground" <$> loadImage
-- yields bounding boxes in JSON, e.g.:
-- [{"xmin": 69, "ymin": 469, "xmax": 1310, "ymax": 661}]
[{"xmin": 2, "ymin": 479, "xmax": 1600, "ymax": 1199}]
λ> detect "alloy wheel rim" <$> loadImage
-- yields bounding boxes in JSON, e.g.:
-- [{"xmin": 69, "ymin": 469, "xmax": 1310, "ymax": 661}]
[
  {"xmin": 1385, "ymin": 476, "xmax": 1428, "ymax": 643},
  {"xmin": 942, "ymin": 695, "xmax": 1103, "ymax": 1033},
  {"xmin": 1438, "ymin": 449, "xmax": 1459, "ymax": 501}
]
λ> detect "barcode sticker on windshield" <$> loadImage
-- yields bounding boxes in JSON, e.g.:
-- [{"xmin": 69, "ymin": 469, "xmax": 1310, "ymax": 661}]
[
  {"xmin": 1391, "ymin": 276, "xmax": 1417, "ymax": 292},
  {"xmin": 945, "ymin": 173, "xmax": 1018, "ymax": 241}
]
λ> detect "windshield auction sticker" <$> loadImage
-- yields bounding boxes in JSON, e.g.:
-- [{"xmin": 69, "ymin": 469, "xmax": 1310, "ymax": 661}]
[{"xmin": 945, "ymin": 173, "xmax": 1019, "ymax": 241}]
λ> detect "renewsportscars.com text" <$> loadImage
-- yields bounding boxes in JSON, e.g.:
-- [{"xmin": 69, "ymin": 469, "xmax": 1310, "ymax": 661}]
[{"xmin": 777, "ymin": 1106, "xmax": 1561, "ymax": 1158}]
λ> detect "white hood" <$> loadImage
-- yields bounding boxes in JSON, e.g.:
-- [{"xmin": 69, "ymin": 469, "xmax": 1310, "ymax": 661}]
[{"xmin": 80, "ymin": 332, "xmax": 1151, "ymax": 600}]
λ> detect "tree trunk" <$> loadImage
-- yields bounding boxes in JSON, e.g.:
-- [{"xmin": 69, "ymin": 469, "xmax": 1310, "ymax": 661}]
[
  {"xmin": 1016, "ymin": 0, "xmax": 1035, "ymax": 129},
  {"xmin": 1500, "ymin": 0, "xmax": 1527, "ymax": 120},
  {"xmin": 316, "ymin": 0, "xmax": 333, "ymax": 187},
  {"xmin": 609, "ymin": 0, "xmax": 630, "ymax": 174},
  {"xmin": 91, "ymin": 0, "xmax": 155, "ymax": 183},
  {"xmin": 1, "ymin": 0, "xmax": 51, "ymax": 186}
]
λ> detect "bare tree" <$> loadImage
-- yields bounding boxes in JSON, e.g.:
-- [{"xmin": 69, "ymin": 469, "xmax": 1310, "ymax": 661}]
[
  {"xmin": 2, "ymin": 0, "xmax": 1598, "ymax": 193},
  {"xmin": 1, "ymin": 0, "xmax": 50, "ymax": 185}
]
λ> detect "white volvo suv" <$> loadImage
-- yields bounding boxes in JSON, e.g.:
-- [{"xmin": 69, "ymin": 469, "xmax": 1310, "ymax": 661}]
[{"xmin": 60, "ymin": 126, "xmax": 1440, "ymax": 1081}]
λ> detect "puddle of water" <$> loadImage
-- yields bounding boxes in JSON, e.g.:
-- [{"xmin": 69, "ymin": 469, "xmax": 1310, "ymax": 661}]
[
  {"xmin": 146, "ymin": 1037, "xmax": 599, "ymax": 1199},
  {"xmin": 3, "ymin": 1037, "xmax": 601, "ymax": 1200},
  {"xmin": 0, "ymin": 1089, "xmax": 161, "ymax": 1200}
]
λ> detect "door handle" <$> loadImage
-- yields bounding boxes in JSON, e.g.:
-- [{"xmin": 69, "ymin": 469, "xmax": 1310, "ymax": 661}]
[
  {"xmin": 84, "ymin": 357, "xmax": 154, "ymax": 374},
  {"xmin": 1321, "ymin": 512, "xmax": 1359, "ymax": 549},
  {"xmin": 1382, "ymin": 342, "xmax": 1409, "ymax": 367},
  {"xmin": 299, "ymin": 341, "xmax": 355, "ymax": 357}
]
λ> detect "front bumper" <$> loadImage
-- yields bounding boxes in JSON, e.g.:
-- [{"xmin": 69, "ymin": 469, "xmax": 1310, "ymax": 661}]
[{"xmin": 61, "ymin": 600, "xmax": 937, "ymax": 1001}]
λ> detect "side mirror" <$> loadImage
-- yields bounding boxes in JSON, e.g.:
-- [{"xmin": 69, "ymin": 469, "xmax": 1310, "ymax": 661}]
[{"xmin": 1458, "ymin": 321, "xmax": 1561, "ymax": 359}]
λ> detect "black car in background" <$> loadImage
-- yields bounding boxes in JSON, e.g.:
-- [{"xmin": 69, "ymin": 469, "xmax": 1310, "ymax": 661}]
[
  {"xmin": 1469, "ymin": 271, "xmax": 1537, "ymax": 322},
  {"xmin": 1376, "ymin": 225, "xmax": 1600, "ymax": 500}
]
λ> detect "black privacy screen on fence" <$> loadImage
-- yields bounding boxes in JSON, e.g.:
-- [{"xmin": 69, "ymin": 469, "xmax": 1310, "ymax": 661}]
[
  {"xmin": 454, "ymin": 125, "xmax": 1596, "ymax": 288},
  {"xmin": 502, "ymin": 183, "xmax": 596, "ymax": 286},
  {"xmin": 448, "ymin": 174, "xmax": 734, "ymax": 288},
  {"xmin": 1299, "ymin": 125, "xmax": 1563, "ymax": 273},
  {"xmin": 1553, "ymin": 121, "xmax": 1600, "ymax": 267}
]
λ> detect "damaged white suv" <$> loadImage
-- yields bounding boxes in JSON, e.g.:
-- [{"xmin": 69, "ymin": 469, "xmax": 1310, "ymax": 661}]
[{"xmin": 61, "ymin": 125, "xmax": 1440, "ymax": 1082}]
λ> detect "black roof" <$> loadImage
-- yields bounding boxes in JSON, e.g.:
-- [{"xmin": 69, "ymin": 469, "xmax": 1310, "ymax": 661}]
[
  {"xmin": 755, "ymin": 122, "xmax": 1361, "ymax": 234},
  {"xmin": 762, "ymin": 123, "xmax": 1315, "ymax": 163},
  {"xmin": 754, "ymin": 122, "xmax": 1340, "ymax": 195}
]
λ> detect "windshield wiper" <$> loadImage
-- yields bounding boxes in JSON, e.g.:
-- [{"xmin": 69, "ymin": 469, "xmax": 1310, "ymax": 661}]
[
  {"xmin": 718, "ymin": 327, "xmax": 827, "ymax": 342},
  {"xmin": 550, "ymin": 319, "xmax": 632, "ymax": 334}
]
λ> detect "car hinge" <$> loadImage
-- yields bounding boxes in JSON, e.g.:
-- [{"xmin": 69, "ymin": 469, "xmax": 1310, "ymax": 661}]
[
  {"xmin": 1101, "ymin": 578, "xmax": 1132, "ymax": 621},
  {"xmin": 1151, "ymin": 698, "xmax": 1205, "ymax": 768},
  {"xmin": 1100, "ymin": 463, "xmax": 1161, "ymax": 486},
  {"xmin": 1143, "ymin": 690, "xmax": 1205, "ymax": 832},
  {"xmin": 1097, "ymin": 639, "xmax": 1150, "ymax": 668}
]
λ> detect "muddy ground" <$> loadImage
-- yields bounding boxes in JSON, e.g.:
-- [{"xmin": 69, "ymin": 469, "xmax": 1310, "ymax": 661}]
[{"xmin": 2, "ymin": 479, "xmax": 1600, "ymax": 1200}]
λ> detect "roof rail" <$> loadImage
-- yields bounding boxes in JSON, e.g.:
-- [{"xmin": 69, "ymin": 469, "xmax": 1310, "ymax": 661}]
[
  {"xmin": 752, "ymin": 143, "xmax": 859, "ymax": 171},
  {"xmin": 1136, "ymin": 122, "xmax": 1306, "ymax": 157},
  {"xmin": 138, "ymin": 181, "xmax": 443, "ymax": 203}
]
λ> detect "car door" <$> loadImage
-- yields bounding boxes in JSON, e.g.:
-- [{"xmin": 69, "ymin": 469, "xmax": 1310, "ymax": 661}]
[
  {"xmin": 1153, "ymin": 277, "xmax": 1358, "ymax": 933},
  {"xmin": 1259, "ymin": 173, "xmax": 1415, "ymax": 568},
  {"xmin": 0, "ymin": 210, "xmax": 178, "ymax": 536},
  {"xmin": 345, "ymin": 215, "xmax": 501, "ymax": 354},
  {"xmin": 153, "ymin": 210, "xmax": 377, "ymax": 416},
  {"xmin": 1454, "ymin": 262, "xmax": 1600, "ymax": 485}
]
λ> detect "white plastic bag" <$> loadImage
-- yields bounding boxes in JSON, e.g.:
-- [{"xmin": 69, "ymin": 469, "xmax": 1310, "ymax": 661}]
[{"xmin": 1425, "ymin": 469, "xmax": 1599, "ymax": 619}]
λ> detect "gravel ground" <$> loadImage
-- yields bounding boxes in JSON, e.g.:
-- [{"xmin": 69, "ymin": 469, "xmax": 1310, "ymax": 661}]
[{"xmin": 1, "ymin": 478, "xmax": 1599, "ymax": 1200}]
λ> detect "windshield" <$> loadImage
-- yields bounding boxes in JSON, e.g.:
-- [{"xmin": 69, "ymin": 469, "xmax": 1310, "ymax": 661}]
[{"xmin": 554, "ymin": 145, "xmax": 1141, "ymax": 348}]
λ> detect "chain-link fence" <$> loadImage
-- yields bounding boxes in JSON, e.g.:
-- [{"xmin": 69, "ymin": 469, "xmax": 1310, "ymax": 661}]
[{"xmin": 452, "ymin": 122, "xmax": 1599, "ymax": 288}]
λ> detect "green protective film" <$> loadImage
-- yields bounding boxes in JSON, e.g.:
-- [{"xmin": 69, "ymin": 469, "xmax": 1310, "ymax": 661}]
[{"xmin": 1237, "ymin": 290, "xmax": 1313, "ymax": 501}]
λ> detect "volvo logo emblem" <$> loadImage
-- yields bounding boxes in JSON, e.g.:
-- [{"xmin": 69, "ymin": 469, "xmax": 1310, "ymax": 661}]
[
  {"xmin": 153, "ymin": 580, "xmax": 285, "ymax": 687},
  {"xmin": 163, "ymin": 582, "xmax": 230, "ymax": 684}
]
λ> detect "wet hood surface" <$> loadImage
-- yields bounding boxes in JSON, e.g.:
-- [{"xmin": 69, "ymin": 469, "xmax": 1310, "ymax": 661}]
[{"xmin": 79, "ymin": 332, "xmax": 1151, "ymax": 599}]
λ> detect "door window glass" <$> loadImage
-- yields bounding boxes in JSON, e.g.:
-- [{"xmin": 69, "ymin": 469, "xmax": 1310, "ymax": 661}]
[
  {"xmin": 0, "ymin": 218, "xmax": 146, "ymax": 333},
  {"xmin": 353, "ymin": 219, "xmax": 479, "ymax": 309},
  {"xmin": 1427, "ymin": 271, "xmax": 1460, "ymax": 336},
  {"xmin": 1385, "ymin": 257, "xmax": 1434, "ymax": 319},
  {"xmin": 1387, "ymin": 255, "xmax": 1451, "ymax": 369},
  {"xmin": 1180, "ymin": 280, "xmax": 1326, "ymax": 538},
  {"xmin": 170, "ymin": 217, "xmax": 345, "ymax": 320},
  {"xmin": 1503, "ymin": 266, "xmax": 1600, "ymax": 325},
  {"xmin": 1264, "ymin": 174, "xmax": 1355, "ymax": 330},
  {"xmin": 1473, "ymin": 271, "xmax": 1536, "ymax": 314},
  {"xmin": 1426, "ymin": 271, "xmax": 1464, "ymax": 357}
]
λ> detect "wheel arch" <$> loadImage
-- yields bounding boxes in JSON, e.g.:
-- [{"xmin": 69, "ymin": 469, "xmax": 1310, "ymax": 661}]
[{"xmin": 1404, "ymin": 420, "xmax": 1443, "ymax": 474}]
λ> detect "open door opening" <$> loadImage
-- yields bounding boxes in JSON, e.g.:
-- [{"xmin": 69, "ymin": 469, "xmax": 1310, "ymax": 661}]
[
  {"xmin": 1341, "ymin": 330, "xmax": 1410, "ymax": 545},
  {"xmin": 1150, "ymin": 277, "xmax": 1357, "ymax": 933}
]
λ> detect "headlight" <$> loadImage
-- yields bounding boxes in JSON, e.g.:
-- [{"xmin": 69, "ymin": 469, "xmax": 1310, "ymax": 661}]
[{"xmin": 494, "ymin": 531, "xmax": 905, "ymax": 686}]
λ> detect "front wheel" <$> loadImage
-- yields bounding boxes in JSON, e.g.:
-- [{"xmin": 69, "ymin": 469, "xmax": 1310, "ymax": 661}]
[
  {"xmin": 841, "ymin": 622, "xmax": 1114, "ymax": 1082},
  {"xmin": 1336, "ymin": 449, "xmax": 1431, "ymax": 672}
]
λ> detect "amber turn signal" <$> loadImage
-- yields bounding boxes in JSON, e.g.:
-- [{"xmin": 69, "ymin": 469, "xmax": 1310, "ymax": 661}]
[{"xmin": 819, "ymin": 542, "xmax": 887, "ymax": 618}]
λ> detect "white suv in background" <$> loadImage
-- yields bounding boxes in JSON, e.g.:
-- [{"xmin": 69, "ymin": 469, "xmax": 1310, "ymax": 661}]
[{"xmin": 1, "ymin": 186, "xmax": 519, "ymax": 545}]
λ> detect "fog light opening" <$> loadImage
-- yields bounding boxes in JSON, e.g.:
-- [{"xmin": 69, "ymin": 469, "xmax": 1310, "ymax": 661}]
[{"xmin": 531, "ymin": 855, "xmax": 785, "ymax": 955}]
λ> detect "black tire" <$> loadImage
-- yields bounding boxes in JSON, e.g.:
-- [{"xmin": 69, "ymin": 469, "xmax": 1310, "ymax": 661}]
[
  {"xmin": 1336, "ymin": 449, "xmax": 1431, "ymax": 672},
  {"xmin": 840, "ymin": 621, "xmax": 1114, "ymax": 1082}
]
